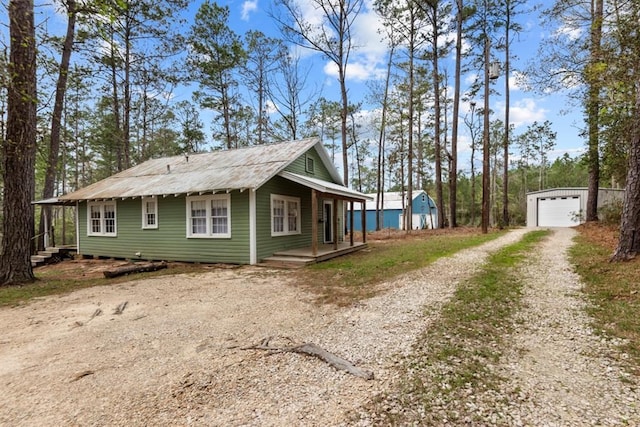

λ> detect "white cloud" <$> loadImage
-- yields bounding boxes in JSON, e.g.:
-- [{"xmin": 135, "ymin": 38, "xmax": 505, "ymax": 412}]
[
  {"xmin": 555, "ymin": 22, "xmax": 583, "ymax": 42},
  {"xmin": 241, "ymin": 0, "xmax": 258, "ymax": 21},
  {"xmin": 296, "ymin": 0, "xmax": 388, "ymax": 83},
  {"xmin": 495, "ymin": 98, "xmax": 549, "ymax": 128},
  {"xmin": 323, "ymin": 57, "xmax": 386, "ymax": 83}
]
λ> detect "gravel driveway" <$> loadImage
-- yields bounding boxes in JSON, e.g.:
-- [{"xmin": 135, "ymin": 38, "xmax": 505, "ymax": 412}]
[{"xmin": 0, "ymin": 228, "xmax": 637, "ymax": 426}]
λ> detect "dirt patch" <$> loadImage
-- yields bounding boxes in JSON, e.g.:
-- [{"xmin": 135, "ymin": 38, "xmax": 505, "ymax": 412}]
[
  {"xmin": 0, "ymin": 229, "xmax": 527, "ymax": 426},
  {"xmin": 35, "ymin": 258, "xmax": 228, "ymax": 281}
]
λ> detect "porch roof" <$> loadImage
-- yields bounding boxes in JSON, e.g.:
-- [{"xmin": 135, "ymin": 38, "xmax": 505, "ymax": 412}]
[{"xmin": 279, "ymin": 171, "xmax": 372, "ymax": 202}]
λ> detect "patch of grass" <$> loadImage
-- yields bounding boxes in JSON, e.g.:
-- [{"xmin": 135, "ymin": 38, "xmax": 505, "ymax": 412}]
[
  {"xmin": 0, "ymin": 263, "xmax": 210, "ymax": 307},
  {"xmin": 378, "ymin": 229, "xmax": 549, "ymax": 425},
  {"xmin": 297, "ymin": 230, "xmax": 505, "ymax": 306},
  {"xmin": 569, "ymin": 225, "xmax": 640, "ymax": 376}
]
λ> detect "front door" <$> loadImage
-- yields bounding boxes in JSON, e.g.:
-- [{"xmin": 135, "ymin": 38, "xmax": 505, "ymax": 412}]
[{"xmin": 323, "ymin": 201, "xmax": 333, "ymax": 243}]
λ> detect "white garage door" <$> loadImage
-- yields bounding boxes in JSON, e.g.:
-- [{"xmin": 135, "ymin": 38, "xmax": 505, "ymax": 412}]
[{"xmin": 537, "ymin": 196, "xmax": 581, "ymax": 227}]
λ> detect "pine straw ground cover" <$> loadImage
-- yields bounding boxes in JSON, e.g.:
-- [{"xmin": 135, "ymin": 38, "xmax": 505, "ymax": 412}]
[{"xmin": 570, "ymin": 223, "xmax": 640, "ymax": 376}]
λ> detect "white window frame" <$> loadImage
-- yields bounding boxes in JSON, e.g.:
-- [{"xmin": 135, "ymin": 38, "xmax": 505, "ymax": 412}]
[
  {"xmin": 305, "ymin": 155, "xmax": 315, "ymax": 173},
  {"xmin": 186, "ymin": 194, "xmax": 231, "ymax": 238},
  {"xmin": 271, "ymin": 194, "xmax": 301, "ymax": 236},
  {"xmin": 142, "ymin": 197, "xmax": 158, "ymax": 229},
  {"xmin": 87, "ymin": 201, "xmax": 117, "ymax": 237}
]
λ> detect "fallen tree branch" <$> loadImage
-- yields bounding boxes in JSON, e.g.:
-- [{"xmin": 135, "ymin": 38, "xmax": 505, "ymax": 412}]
[
  {"xmin": 113, "ymin": 301, "xmax": 128, "ymax": 315},
  {"xmin": 71, "ymin": 370, "xmax": 94, "ymax": 382},
  {"xmin": 243, "ymin": 337, "xmax": 374, "ymax": 380},
  {"xmin": 103, "ymin": 262, "xmax": 167, "ymax": 278}
]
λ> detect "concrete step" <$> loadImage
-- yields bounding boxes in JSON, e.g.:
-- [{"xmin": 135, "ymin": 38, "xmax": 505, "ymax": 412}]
[
  {"xmin": 31, "ymin": 246, "xmax": 73, "ymax": 268},
  {"xmin": 260, "ymin": 255, "xmax": 316, "ymax": 268}
]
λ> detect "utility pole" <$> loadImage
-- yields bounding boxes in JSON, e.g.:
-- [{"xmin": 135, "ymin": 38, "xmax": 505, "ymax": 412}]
[{"xmin": 482, "ymin": 35, "xmax": 491, "ymax": 234}]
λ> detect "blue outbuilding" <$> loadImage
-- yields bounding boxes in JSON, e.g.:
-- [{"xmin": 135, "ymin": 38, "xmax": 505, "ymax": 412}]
[{"xmin": 351, "ymin": 190, "xmax": 438, "ymax": 232}]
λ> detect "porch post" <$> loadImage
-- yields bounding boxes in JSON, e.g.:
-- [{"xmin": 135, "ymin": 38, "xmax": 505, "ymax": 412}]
[
  {"xmin": 349, "ymin": 200, "xmax": 354, "ymax": 246},
  {"xmin": 332, "ymin": 197, "xmax": 338, "ymax": 250},
  {"xmin": 43, "ymin": 208, "xmax": 50, "ymax": 248},
  {"xmin": 311, "ymin": 189, "xmax": 318, "ymax": 256},
  {"xmin": 362, "ymin": 201, "xmax": 367, "ymax": 244},
  {"xmin": 75, "ymin": 201, "xmax": 80, "ymax": 254}
]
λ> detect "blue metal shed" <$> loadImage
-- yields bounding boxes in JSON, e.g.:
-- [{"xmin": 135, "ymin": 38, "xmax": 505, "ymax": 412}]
[{"xmin": 351, "ymin": 190, "xmax": 438, "ymax": 232}]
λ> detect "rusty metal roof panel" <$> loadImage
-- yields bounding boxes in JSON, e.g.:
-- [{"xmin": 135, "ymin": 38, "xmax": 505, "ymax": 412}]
[{"xmin": 59, "ymin": 138, "xmax": 321, "ymax": 201}]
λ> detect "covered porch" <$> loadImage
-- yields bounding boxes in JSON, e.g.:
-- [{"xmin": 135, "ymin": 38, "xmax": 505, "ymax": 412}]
[{"xmin": 268, "ymin": 172, "xmax": 372, "ymax": 268}]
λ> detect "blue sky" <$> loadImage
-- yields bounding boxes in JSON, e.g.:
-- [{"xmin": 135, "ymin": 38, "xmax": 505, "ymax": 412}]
[
  {"xmin": 17, "ymin": 0, "xmax": 587, "ymax": 174},
  {"xmin": 219, "ymin": 0, "xmax": 587, "ymax": 168}
]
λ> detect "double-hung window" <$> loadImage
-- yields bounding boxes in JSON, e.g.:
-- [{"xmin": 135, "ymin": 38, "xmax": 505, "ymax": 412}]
[
  {"xmin": 271, "ymin": 194, "xmax": 301, "ymax": 236},
  {"xmin": 186, "ymin": 194, "xmax": 231, "ymax": 238},
  {"xmin": 87, "ymin": 201, "xmax": 117, "ymax": 236},
  {"xmin": 142, "ymin": 197, "xmax": 158, "ymax": 229}
]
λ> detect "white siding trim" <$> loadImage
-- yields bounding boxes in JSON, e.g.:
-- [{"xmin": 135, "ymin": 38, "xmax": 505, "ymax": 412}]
[
  {"xmin": 76, "ymin": 202, "xmax": 80, "ymax": 252},
  {"xmin": 249, "ymin": 189, "xmax": 257, "ymax": 265}
]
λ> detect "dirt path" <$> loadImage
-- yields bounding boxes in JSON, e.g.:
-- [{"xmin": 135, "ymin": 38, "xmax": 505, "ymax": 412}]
[{"xmin": 0, "ymin": 228, "xmax": 637, "ymax": 426}]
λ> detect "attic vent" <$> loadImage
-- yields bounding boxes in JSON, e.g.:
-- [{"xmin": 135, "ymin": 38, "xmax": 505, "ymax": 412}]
[{"xmin": 306, "ymin": 155, "xmax": 315, "ymax": 174}]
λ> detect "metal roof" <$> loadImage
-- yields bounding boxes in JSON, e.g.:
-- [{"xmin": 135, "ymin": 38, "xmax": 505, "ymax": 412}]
[
  {"xmin": 279, "ymin": 171, "xmax": 372, "ymax": 201},
  {"xmin": 356, "ymin": 190, "xmax": 435, "ymax": 211},
  {"xmin": 54, "ymin": 138, "xmax": 350, "ymax": 202}
]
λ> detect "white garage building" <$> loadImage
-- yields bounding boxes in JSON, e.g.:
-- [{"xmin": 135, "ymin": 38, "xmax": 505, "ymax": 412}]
[{"xmin": 526, "ymin": 188, "xmax": 625, "ymax": 227}]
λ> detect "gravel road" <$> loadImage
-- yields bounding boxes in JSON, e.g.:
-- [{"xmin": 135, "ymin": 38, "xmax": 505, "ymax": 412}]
[{"xmin": 0, "ymin": 228, "xmax": 637, "ymax": 426}]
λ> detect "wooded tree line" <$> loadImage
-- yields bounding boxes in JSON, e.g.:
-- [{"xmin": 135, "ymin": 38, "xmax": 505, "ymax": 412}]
[{"xmin": 1, "ymin": 0, "xmax": 639, "ymax": 284}]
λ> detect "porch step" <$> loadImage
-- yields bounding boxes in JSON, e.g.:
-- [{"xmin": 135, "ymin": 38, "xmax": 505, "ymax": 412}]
[
  {"xmin": 259, "ymin": 255, "xmax": 317, "ymax": 268},
  {"xmin": 31, "ymin": 246, "xmax": 76, "ymax": 268}
]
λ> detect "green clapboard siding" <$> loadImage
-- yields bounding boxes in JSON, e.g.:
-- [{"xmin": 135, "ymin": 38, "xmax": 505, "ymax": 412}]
[
  {"xmin": 78, "ymin": 191, "xmax": 250, "ymax": 264},
  {"xmin": 256, "ymin": 176, "xmax": 314, "ymax": 260},
  {"xmin": 76, "ymin": 147, "xmax": 348, "ymax": 264},
  {"xmin": 284, "ymin": 148, "xmax": 335, "ymax": 182},
  {"xmin": 255, "ymin": 176, "xmax": 347, "ymax": 261}
]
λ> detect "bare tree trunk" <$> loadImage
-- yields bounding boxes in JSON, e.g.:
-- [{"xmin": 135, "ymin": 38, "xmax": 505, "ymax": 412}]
[
  {"xmin": 0, "ymin": 0, "xmax": 37, "ymax": 285},
  {"xmin": 109, "ymin": 29, "xmax": 123, "ymax": 172},
  {"xmin": 450, "ymin": 0, "xmax": 463, "ymax": 228},
  {"xmin": 586, "ymin": 0, "xmax": 603, "ymax": 222},
  {"xmin": 376, "ymin": 46, "xmax": 394, "ymax": 231},
  {"xmin": 123, "ymin": 21, "xmax": 132, "ymax": 168},
  {"xmin": 340, "ymin": 67, "xmax": 349, "ymax": 186},
  {"xmin": 406, "ymin": 14, "xmax": 417, "ymax": 232},
  {"xmin": 482, "ymin": 34, "xmax": 491, "ymax": 234},
  {"xmin": 502, "ymin": 0, "xmax": 511, "ymax": 227},
  {"xmin": 432, "ymin": 10, "xmax": 444, "ymax": 229},
  {"xmin": 38, "ymin": 0, "xmax": 77, "ymax": 251},
  {"xmin": 612, "ymin": 87, "xmax": 640, "ymax": 261}
]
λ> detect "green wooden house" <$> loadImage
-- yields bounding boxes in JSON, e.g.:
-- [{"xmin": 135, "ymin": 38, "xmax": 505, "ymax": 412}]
[{"xmin": 43, "ymin": 138, "xmax": 371, "ymax": 265}]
